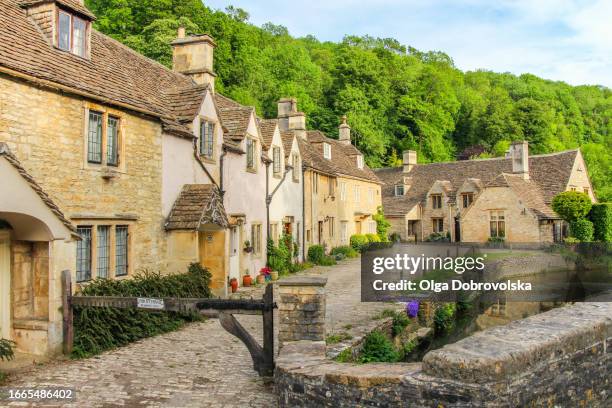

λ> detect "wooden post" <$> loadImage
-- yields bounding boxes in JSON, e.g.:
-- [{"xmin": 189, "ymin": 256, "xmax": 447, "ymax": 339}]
[
  {"xmin": 261, "ymin": 283, "xmax": 275, "ymax": 376},
  {"xmin": 61, "ymin": 270, "xmax": 73, "ymax": 355}
]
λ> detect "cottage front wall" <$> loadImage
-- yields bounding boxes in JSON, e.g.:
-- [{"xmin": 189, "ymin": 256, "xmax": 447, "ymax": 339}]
[
  {"xmin": 421, "ymin": 183, "xmax": 452, "ymax": 239},
  {"xmin": 303, "ymin": 170, "xmax": 338, "ymax": 254},
  {"xmin": 565, "ymin": 152, "xmax": 596, "ymax": 201},
  {"xmin": 0, "ymin": 75, "xmax": 166, "ymax": 274},
  {"xmin": 222, "ymin": 114, "xmax": 267, "ymax": 277},
  {"xmin": 190, "ymin": 91, "xmax": 224, "ymax": 185},
  {"xmin": 461, "ymin": 187, "xmax": 542, "ymax": 243},
  {"xmin": 337, "ymin": 177, "xmax": 381, "ymax": 244}
]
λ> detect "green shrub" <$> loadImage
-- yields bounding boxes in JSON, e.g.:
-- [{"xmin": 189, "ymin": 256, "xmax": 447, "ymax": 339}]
[
  {"xmin": 359, "ymin": 330, "xmax": 400, "ymax": 363},
  {"xmin": 350, "ymin": 234, "xmax": 369, "ymax": 252},
  {"xmin": 391, "ymin": 311, "xmax": 410, "ymax": 336},
  {"xmin": 487, "ymin": 236, "xmax": 505, "ymax": 243},
  {"xmin": 433, "ymin": 303, "xmax": 456, "ymax": 336},
  {"xmin": 0, "ymin": 338, "xmax": 15, "ymax": 361},
  {"xmin": 589, "ymin": 203, "xmax": 612, "ymax": 242},
  {"xmin": 318, "ymin": 256, "xmax": 337, "ymax": 266},
  {"xmin": 570, "ymin": 218, "xmax": 594, "ymax": 242},
  {"xmin": 552, "ymin": 191, "xmax": 592, "ymax": 222},
  {"xmin": 372, "ymin": 206, "xmax": 391, "ymax": 242},
  {"xmin": 267, "ymin": 235, "xmax": 294, "ymax": 274},
  {"xmin": 425, "ymin": 232, "xmax": 449, "ymax": 242},
  {"xmin": 72, "ymin": 263, "xmax": 211, "ymax": 358},
  {"xmin": 307, "ymin": 245, "xmax": 325, "ymax": 264},
  {"xmin": 330, "ymin": 246, "xmax": 359, "ymax": 258},
  {"xmin": 365, "ymin": 233, "xmax": 381, "ymax": 243}
]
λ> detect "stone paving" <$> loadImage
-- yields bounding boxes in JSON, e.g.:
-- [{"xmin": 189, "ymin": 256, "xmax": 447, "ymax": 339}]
[{"xmin": 2, "ymin": 258, "xmax": 398, "ymax": 407}]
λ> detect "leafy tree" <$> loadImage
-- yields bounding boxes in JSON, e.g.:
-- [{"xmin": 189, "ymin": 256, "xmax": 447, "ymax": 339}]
[
  {"xmin": 551, "ymin": 191, "xmax": 593, "ymax": 222},
  {"xmin": 373, "ymin": 206, "xmax": 391, "ymax": 241},
  {"xmin": 570, "ymin": 218, "xmax": 594, "ymax": 242}
]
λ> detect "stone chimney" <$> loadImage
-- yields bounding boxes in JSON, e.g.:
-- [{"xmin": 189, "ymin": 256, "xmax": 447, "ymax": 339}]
[
  {"xmin": 338, "ymin": 115, "xmax": 351, "ymax": 145},
  {"xmin": 510, "ymin": 140, "xmax": 529, "ymax": 179},
  {"xmin": 403, "ymin": 150, "xmax": 417, "ymax": 173},
  {"xmin": 277, "ymin": 98, "xmax": 306, "ymax": 139},
  {"xmin": 171, "ymin": 29, "xmax": 217, "ymax": 90}
]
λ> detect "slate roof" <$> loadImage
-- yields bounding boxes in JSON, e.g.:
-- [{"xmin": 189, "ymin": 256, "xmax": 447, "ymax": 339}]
[
  {"xmin": 375, "ymin": 150, "xmax": 579, "ymax": 217},
  {"xmin": 217, "ymin": 107, "xmax": 254, "ymax": 142},
  {"xmin": 259, "ymin": 119, "xmax": 277, "ymax": 150},
  {"xmin": 165, "ymin": 184, "xmax": 228, "ymax": 230},
  {"xmin": 0, "ymin": 142, "xmax": 77, "ymax": 234},
  {"xmin": 305, "ymin": 131, "xmax": 381, "ymax": 184}
]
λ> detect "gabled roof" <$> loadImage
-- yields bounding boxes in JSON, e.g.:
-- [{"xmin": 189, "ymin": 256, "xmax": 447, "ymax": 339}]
[
  {"xmin": 165, "ymin": 184, "xmax": 228, "ymax": 230},
  {"xmin": 305, "ymin": 131, "xmax": 381, "ymax": 184},
  {"xmin": 259, "ymin": 119, "xmax": 277, "ymax": 150},
  {"xmin": 21, "ymin": 0, "xmax": 96, "ymax": 20},
  {"xmin": 163, "ymin": 84, "xmax": 209, "ymax": 123},
  {"xmin": 375, "ymin": 149, "xmax": 579, "ymax": 217},
  {"xmin": 280, "ymin": 132, "xmax": 295, "ymax": 158},
  {"xmin": 218, "ymin": 107, "xmax": 254, "ymax": 141},
  {"xmin": 502, "ymin": 174, "xmax": 557, "ymax": 219},
  {"xmin": 295, "ymin": 134, "xmax": 337, "ymax": 176},
  {"xmin": 0, "ymin": 142, "xmax": 76, "ymax": 234}
]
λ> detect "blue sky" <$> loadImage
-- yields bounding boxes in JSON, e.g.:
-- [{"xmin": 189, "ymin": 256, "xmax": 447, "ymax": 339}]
[{"xmin": 203, "ymin": 0, "xmax": 611, "ymax": 88}]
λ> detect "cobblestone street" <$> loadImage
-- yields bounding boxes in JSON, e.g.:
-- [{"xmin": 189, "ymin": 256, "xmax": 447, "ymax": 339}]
[{"xmin": 2, "ymin": 258, "xmax": 396, "ymax": 407}]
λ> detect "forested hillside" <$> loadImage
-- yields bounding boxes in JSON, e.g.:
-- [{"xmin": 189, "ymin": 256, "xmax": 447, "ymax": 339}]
[{"xmin": 86, "ymin": 0, "xmax": 611, "ymax": 200}]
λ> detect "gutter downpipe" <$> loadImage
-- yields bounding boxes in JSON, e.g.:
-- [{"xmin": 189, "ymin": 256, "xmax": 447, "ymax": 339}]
[
  {"xmin": 219, "ymin": 148, "xmax": 228, "ymax": 196},
  {"xmin": 266, "ymin": 165, "xmax": 293, "ymax": 263},
  {"xmin": 302, "ymin": 165, "xmax": 306, "ymax": 262},
  {"xmin": 193, "ymin": 139, "xmax": 219, "ymax": 190}
]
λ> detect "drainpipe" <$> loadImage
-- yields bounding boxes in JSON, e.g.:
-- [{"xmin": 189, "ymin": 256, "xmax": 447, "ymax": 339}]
[
  {"xmin": 219, "ymin": 148, "xmax": 228, "ymax": 196},
  {"xmin": 266, "ymin": 164, "xmax": 293, "ymax": 263},
  {"xmin": 192, "ymin": 139, "xmax": 219, "ymax": 190},
  {"xmin": 302, "ymin": 166, "xmax": 306, "ymax": 262}
]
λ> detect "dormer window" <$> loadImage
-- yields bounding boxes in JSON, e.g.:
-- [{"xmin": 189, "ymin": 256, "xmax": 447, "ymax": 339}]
[
  {"xmin": 56, "ymin": 9, "xmax": 89, "ymax": 57},
  {"xmin": 357, "ymin": 155, "xmax": 364, "ymax": 169},
  {"xmin": 394, "ymin": 185, "xmax": 404, "ymax": 196},
  {"xmin": 323, "ymin": 143, "xmax": 331, "ymax": 160}
]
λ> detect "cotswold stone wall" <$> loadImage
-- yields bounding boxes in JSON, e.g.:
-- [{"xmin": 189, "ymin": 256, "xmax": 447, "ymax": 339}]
[{"xmin": 276, "ymin": 302, "xmax": 611, "ymax": 407}]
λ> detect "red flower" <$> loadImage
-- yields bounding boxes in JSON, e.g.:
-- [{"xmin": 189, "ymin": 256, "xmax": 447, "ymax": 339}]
[{"xmin": 260, "ymin": 266, "xmax": 272, "ymax": 275}]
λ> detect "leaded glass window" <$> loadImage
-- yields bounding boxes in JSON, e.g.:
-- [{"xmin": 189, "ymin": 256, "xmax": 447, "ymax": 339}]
[
  {"xmin": 115, "ymin": 226, "xmax": 128, "ymax": 276},
  {"xmin": 96, "ymin": 226, "xmax": 110, "ymax": 278},
  {"xmin": 58, "ymin": 11, "xmax": 71, "ymax": 51},
  {"xmin": 88, "ymin": 111, "xmax": 103, "ymax": 163},
  {"xmin": 76, "ymin": 226, "xmax": 92, "ymax": 282},
  {"xmin": 106, "ymin": 116, "xmax": 119, "ymax": 166}
]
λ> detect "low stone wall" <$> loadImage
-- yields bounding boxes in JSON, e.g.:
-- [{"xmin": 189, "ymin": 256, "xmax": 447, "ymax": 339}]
[{"xmin": 275, "ymin": 302, "xmax": 611, "ymax": 407}]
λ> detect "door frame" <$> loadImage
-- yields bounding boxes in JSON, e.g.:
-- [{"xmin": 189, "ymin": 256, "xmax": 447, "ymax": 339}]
[
  {"xmin": 0, "ymin": 230, "xmax": 11, "ymax": 340},
  {"xmin": 228, "ymin": 226, "xmax": 240, "ymax": 281}
]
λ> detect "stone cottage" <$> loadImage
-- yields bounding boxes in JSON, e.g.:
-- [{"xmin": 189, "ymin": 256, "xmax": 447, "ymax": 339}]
[{"xmin": 375, "ymin": 141, "xmax": 596, "ymax": 243}]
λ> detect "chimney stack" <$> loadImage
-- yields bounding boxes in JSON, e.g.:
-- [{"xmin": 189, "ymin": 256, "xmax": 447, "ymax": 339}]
[
  {"xmin": 338, "ymin": 115, "xmax": 351, "ymax": 145},
  {"xmin": 510, "ymin": 140, "xmax": 529, "ymax": 179},
  {"xmin": 171, "ymin": 30, "xmax": 217, "ymax": 91},
  {"xmin": 277, "ymin": 98, "xmax": 306, "ymax": 139},
  {"xmin": 403, "ymin": 150, "xmax": 417, "ymax": 173}
]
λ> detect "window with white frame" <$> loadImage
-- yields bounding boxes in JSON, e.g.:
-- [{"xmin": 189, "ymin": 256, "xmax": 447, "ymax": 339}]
[
  {"xmin": 199, "ymin": 120, "xmax": 215, "ymax": 159},
  {"xmin": 395, "ymin": 185, "xmax": 404, "ymax": 196},
  {"xmin": 354, "ymin": 185, "xmax": 360, "ymax": 203},
  {"xmin": 328, "ymin": 217, "xmax": 335, "ymax": 238},
  {"xmin": 369, "ymin": 221, "xmax": 377, "ymax": 234},
  {"xmin": 368, "ymin": 188, "xmax": 374, "ymax": 203},
  {"xmin": 323, "ymin": 143, "xmax": 331, "ymax": 160},
  {"xmin": 432, "ymin": 218, "xmax": 444, "ymax": 233},
  {"xmin": 273, "ymin": 146, "xmax": 281, "ymax": 175},
  {"xmin": 341, "ymin": 221, "xmax": 348, "ymax": 244},
  {"xmin": 57, "ymin": 9, "xmax": 88, "ymax": 57},
  {"xmin": 251, "ymin": 224, "xmax": 262, "ymax": 255},
  {"xmin": 357, "ymin": 155, "xmax": 364, "ymax": 169},
  {"xmin": 328, "ymin": 176, "xmax": 335, "ymax": 197},
  {"xmin": 312, "ymin": 173, "xmax": 319, "ymax": 194},
  {"xmin": 340, "ymin": 182, "xmax": 347, "ymax": 201}
]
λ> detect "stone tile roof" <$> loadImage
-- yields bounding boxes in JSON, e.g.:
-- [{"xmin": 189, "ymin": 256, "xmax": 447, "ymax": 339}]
[
  {"xmin": 214, "ymin": 93, "xmax": 243, "ymax": 110},
  {"xmin": 1, "ymin": 0, "xmax": 195, "ymax": 120},
  {"xmin": 280, "ymin": 132, "xmax": 294, "ymax": 158},
  {"xmin": 0, "ymin": 142, "xmax": 77, "ymax": 234},
  {"xmin": 502, "ymin": 174, "xmax": 557, "ymax": 219},
  {"xmin": 375, "ymin": 149, "xmax": 578, "ymax": 217},
  {"xmin": 165, "ymin": 184, "xmax": 228, "ymax": 230},
  {"xmin": 305, "ymin": 131, "xmax": 381, "ymax": 184},
  {"xmin": 295, "ymin": 134, "xmax": 337, "ymax": 176},
  {"xmin": 259, "ymin": 119, "xmax": 277, "ymax": 150},
  {"xmin": 163, "ymin": 84, "xmax": 209, "ymax": 123},
  {"xmin": 21, "ymin": 0, "xmax": 97, "ymax": 20},
  {"xmin": 217, "ymin": 107, "xmax": 253, "ymax": 142}
]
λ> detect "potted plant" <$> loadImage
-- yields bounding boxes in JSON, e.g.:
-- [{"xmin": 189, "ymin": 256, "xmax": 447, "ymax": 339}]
[
  {"xmin": 256, "ymin": 273, "xmax": 266, "ymax": 285},
  {"xmin": 243, "ymin": 240, "xmax": 254, "ymax": 253},
  {"xmin": 259, "ymin": 266, "xmax": 271, "ymax": 283},
  {"xmin": 229, "ymin": 277, "xmax": 239, "ymax": 293},
  {"xmin": 270, "ymin": 270, "xmax": 279, "ymax": 281},
  {"xmin": 242, "ymin": 270, "xmax": 252, "ymax": 287}
]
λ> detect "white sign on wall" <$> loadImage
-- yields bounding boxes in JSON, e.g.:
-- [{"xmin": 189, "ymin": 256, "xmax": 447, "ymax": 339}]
[{"xmin": 137, "ymin": 298, "xmax": 165, "ymax": 310}]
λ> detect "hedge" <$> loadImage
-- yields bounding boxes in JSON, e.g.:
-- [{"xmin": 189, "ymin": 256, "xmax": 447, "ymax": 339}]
[
  {"xmin": 307, "ymin": 245, "xmax": 325, "ymax": 264},
  {"xmin": 330, "ymin": 246, "xmax": 359, "ymax": 259},
  {"xmin": 365, "ymin": 233, "xmax": 381, "ymax": 243},
  {"xmin": 589, "ymin": 203, "xmax": 612, "ymax": 242},
  {"xmin": 570, "ymin": 218, "xmax": 594, "ymax": 242},
  {"xmin": 350, "ymin": 234, "xmax": 369, "ymax": 252},
  {"xmin": 551, "ymin": 191, "xmax": 592, "ymax": 222},
  {"xmin": 72, "ymin": 263, "xmax": 211, "ymax": 358}
]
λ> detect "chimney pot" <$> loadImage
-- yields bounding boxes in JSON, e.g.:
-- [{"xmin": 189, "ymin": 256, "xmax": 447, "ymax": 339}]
[
  {"xmin": 171, "ymin": 33, "xmax": 217, "ymax": 90},
  {"xmin": 177, "ymin": 26, "xmax": 186, "ymax": 38},
  {"xmin": 403, "ymin": 150, "xmax": 417, "ymax": 173},
  {"xmin": 277, "ymin": 98, "xmax": 306, "ymax": 137}
]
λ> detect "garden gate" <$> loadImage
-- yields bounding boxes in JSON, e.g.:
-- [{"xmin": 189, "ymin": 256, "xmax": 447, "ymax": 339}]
[{"xmin": 61, "ymin": 271, "xmax": 276, "ymax": 376}]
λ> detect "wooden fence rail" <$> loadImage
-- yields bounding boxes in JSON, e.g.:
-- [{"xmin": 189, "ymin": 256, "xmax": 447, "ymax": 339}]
[{"xmin": 61, "ymin": 271, "xmax": 276, "ymax": 376}]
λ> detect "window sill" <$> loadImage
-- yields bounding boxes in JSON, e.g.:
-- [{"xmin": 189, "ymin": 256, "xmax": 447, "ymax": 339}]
[
  {"xmin": 246, "ymin": 167, "xmax": 258, "ymax": 174},
  {"xmin": 200, "ymin": 156, "xmax": 216, "ymax": 164}
]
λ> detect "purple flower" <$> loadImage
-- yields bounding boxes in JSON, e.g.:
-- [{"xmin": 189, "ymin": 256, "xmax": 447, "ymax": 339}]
[{"xmin": 406, "ymin": 301, "xmax": 419, "ymax": 318}]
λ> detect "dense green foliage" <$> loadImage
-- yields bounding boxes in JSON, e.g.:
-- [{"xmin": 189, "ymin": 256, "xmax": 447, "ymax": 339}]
[
  {"xmin": 359, "ymin": 330, "xmax": 400, "ymax": 363},
  {"xmin": 552, "ymin": 191, "xmax": 593, "ymax": 222},
  {"xmin": 0, "ymin": 339, "xmax": 15, "ymax": 361},
  {"xmin": 570, "ymin": 218, "xmax": 594, "ymax": 242},
  {"xmin": 330, "ymin": 245, "xmax": 359, "ymax": 259},
  {"xmin": 350, "ymin": 234, "xmax": 369, "ymax": 252},
  {"xmin": 433, "ymin": 303, "xmax": 457, "ymax": 336},
  {"xmin": 589, "ymin": 203, "xmax": 612, "ymax": 242},
  {"xmin": 391, "ymin": 311, "xmax": 410, "ymax": 337},
  {"xmin": 365, "ymin": 233, "xmax": 381, "ymax": 243},
  {"xmin": 72, "ymin": 263, "xmax": 211, "ymax": 358},
  {"xmin": 267, "ymin": 235, "xmax": 293, "ymax": 274},
  {"xmin": 85, "ymin": 0, "xmax": 611, "ymax": 200},
  {"xmin": 372, "ymin": 206, "xmax": 391, "ymax": 242},
  {"xmin": 306, "ymin": 244, "xmax": 325, "ymax": 264},
  {"xmin": 425, "ymin": 232, "xmax": 451, "ymax": 242}
]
